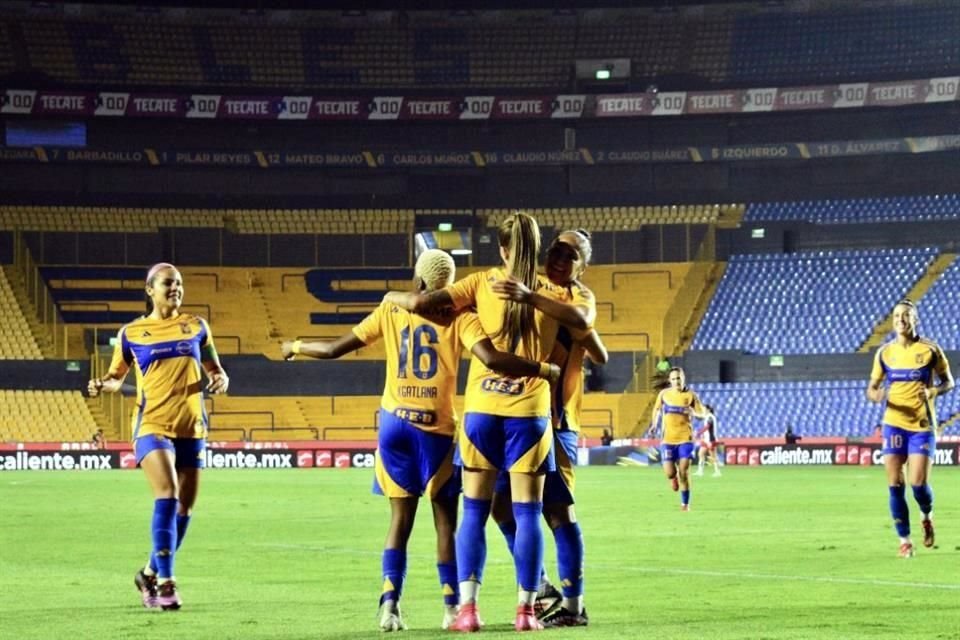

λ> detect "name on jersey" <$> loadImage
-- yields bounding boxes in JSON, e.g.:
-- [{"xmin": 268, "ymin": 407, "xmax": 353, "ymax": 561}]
[
  {"xmin": 393, "ymin": 408, "xmax": 436, "ymax": 424},
  {"xmin": 481, "ymin": 377, "xmax": 525, "ymax": 396},
  {"xmin": 398, "ymin": 385, "xmax": 438, "ymax": 399}
]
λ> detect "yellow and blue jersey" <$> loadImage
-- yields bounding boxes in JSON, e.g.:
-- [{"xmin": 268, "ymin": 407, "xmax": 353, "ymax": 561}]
[
  {"xmin": 548, "ymin": 280, "xmax": 597, "ymax": 433},
  {"xmin": 653, "ymin": 387, "xmax": 705, "ymax": 445},
  {"xmin": 352, "ymin": 302, "xmax": 487, "ymax": 436},
  {"xmin": 871, "ymin": 338, "xmax": 949, "ymax": 432},
  {"xmin": 445, "ymin": 268, "xmax": 561, "ymax": 418},
  {"xmin": 108, "ymin": 313, "xmax": 213, "ymax": 440}
]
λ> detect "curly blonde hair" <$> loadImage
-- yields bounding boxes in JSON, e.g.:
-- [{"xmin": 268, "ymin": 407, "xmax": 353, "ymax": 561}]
[{"xmin": 415, "ymin": 249, "xmax": 456, "ymax": 292}]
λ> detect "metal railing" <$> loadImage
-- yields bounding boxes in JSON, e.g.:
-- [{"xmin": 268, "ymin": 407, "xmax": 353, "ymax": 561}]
[
  {"xmin": 13, "ymin": 232, "xmax": 68, "ymax": 358},
  {"xmin": 661, "ymin": 224, "xmax": 717, "ymax": 356}
]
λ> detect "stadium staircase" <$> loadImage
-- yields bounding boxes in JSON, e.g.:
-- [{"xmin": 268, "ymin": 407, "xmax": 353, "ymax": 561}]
[
  {"xmin": 858, "ymin": 252, "xmax": 956, "ymax": 353},
  {"xmin": 1, "ymin": 265, "xmax": 53, "ymax": 358}
]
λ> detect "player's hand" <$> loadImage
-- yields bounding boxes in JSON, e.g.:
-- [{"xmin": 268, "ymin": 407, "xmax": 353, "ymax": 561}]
[
  {"xmin": 383, "ymin": 291, "xmax": 415, "ymax": 310},
  {"xmin": 281, "ymin": 341, "xmax": 296, "ymax": 360},
  {"xmin": 866, "ymin": 386, "xmax": 885, "ymax": 403},
  {"xmin": 545, "ymin": 363, "xmax": 561, "ymax": 385},
  {"xmin": 921, "ymin": 387, "xmax": 937, "ymax": 401},
  {"xmin": 492, "ymin": 277, "xmax": 532, "ymax": 303},
  {"xmin": 206, "ymin": 371, "xmax": 229, "ymax": 394},
  {"xmin": 86, "ymin": 378, "xmax": 104, "ymax": 398}
]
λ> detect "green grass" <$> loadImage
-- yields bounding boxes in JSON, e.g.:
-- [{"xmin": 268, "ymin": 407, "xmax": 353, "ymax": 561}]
[{"xmin": 1, "ymin": 466, "xmax": 958, "ymax": 639}]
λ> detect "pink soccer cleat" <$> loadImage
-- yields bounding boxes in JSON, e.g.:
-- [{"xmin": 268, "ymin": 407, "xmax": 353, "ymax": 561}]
[
  {"xmin": 449, "ymin": 603, "xmax": 482, "ymax": 633},
  {"xmin": 514, "ymin": 604, "xmax": 544, "ymax": 632}
]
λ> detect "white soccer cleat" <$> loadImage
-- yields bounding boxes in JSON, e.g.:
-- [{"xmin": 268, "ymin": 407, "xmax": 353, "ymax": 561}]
[
  {"xmin": 441, "ymin": 605, "xmax": 458, "ymax": 630},
  {"xmin": 378, "ymin": 601, "xmax": 407, "ymax": 632}
]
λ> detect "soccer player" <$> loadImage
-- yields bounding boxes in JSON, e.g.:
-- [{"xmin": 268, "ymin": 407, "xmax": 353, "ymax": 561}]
[
  {"xmin": 87, "ymin": 263, "xmax": 229, "ymax": 610},
  {"xmin": 488, "ymin": 229, "xmax": 606, "ymax": 627},
  {"xmin": 281, "ymin": 249, "xmax": 559, "ymax": 632},
  {"xmin": 866, "ymin": 299, "xmax": 953, "ymax": 558},
  {"xmin": 694, "ymin": 404, "xmax": 721, "ymax": 477},
  {"xmin": 649, "ymin": 367, "xmax": 707, "ymax": 511},
  {"xmin": 386, "ymin": 212, "xmax": 585, "ymax": 632}
]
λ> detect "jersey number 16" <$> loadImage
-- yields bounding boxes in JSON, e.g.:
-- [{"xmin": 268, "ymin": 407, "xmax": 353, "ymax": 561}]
[{"xmin": 398, "ymin": 325, "xmax": 438, "ymax": 380}]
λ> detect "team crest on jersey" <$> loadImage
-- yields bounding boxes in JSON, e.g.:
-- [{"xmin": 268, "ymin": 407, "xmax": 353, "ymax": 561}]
[
  {"xmin": 141, "ymin": 330, "xmax": 151, "ymax": 337},
  {"xmin": 916, "ymin": 353, "xmax": 925, "ymax": 364},
  {"xmin": 180, "ymin": 322, "xmax": 192, "ymax": 334}
]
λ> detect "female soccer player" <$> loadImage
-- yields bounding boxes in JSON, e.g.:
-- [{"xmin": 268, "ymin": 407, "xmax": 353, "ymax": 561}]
[
  {"xmin": 386, "ymin": 212, "xmax": 583, "ymax": 632},
  {"xmin": 281, "ymin": 249, "xmax": 559, "ymax": 632},
  {"xmin": 88, "ymin": 263, "xmax": 229, "ymax": 610},
  {"xmin": 488, "ymin": 229, "xmax": 607, "ymax": 627},
  {"xmin": 694, "ymin": 404, "xmax": 721, "ymax": 477},
  {"xmin": 866, "ymin": 299, "xmax": 953, "ymax": 557},
  {"xmin": 649, "ymin": 367, "xmax": 707, "ymax": 511}
]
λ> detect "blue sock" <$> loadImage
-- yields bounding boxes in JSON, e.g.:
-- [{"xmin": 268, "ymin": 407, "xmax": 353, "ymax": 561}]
[
  {"xmin": 553, "ymin": 522, "xmax": 584, "ymax": 598},
  {"xmin": 681, "ymin": 490, "xmax": 690, "ymax": 506},
  {"xmin": 912, "ymin": 484, "xmax": 933, "ymax": 517},
  {"xmin": 437, "ymin": 562, "xmax": 458, "ymax": 606},
  {"xmin": 151, "ymin": 498, "xmax": 178, "ymax": 579},
  {"xmin": 456, "ymin": 497, "xmax": 490, "ymax": 584},
  {"xmin": 497, "ymin": 520, "xmax": 517, "ymax": 557},
  {"xmin": 512, "ymin": 501, "xmax": 544, "ymax": 592},
  {"xmin": 380, "ymin": 548, "xmax": 407, "ymax": 605},
  {"xmin": 150, "ymin": 512, "xmax": 192, "ymax": 573},
  {"xmin": 889, "ymin": 485, "xmax": 910, "ymax": 537}
]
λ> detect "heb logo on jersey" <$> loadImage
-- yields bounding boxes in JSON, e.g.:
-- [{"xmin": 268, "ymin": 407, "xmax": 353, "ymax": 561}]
[
  {"xmin": 481, "ymin": 377, "xmax": 525, "ymax": 396},
  {"xmin": 393, "ymin": 408, "xmax": 436, "ymax": 424}
]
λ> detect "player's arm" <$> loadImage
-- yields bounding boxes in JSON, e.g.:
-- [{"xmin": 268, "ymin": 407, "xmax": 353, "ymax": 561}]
[
  {"xmin": 924, "ymin": 346, "xmax": 954, "ymax": 401},
  {"xmin": 198, "ymin": 319, "xmax": 229, "ymax": 394},
  {"xmin": 492, "ymin": 277, "xmax": 590, "ymax": 330},
  {"xmin": 281, "ymin": 332, "xmax": 366, "ymax": 360},
  {"xmin": 88, "ymin": 328, "xmax": 130, "ymax": 396},
  {"xmin": 470, "ymin": 339, "xmax": 560, "ymax": 385},
  {"xmin": 866, "ymin": 348, "xmax": 886, "ymax": 403},
  {"xmin": 647, "ymin": 393, "xmax": 663, "ymax": 437},
  {"xmin": 580, "ymin": 329, "xmax": 608, "ymax": 365},
  {"xmin": 383, "ymin": 289, "xmax": 454, "ymax": 315}
]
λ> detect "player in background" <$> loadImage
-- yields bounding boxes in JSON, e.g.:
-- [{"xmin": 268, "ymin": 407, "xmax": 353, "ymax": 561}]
[
  {"xmin": 488, "ymin": 229, "xmax": 606, "ymax": 627},
  {"xmin": 386, "ymin": 212, "xmax": 590, "ymax": 632},
  {"xmin": 694, "ymin": 404, "xmax": 721, "ymax": 477},
  {"xmin": 282, "ymin": 249, "xmax": 559, "ymax": 632},
  {"xmin": 866, "ymin": 299, "xmax": 953, "ymax": 558},
  {"xmin": 648, "ymin": 367, "xmax": 708, "ymax": 511},
  {"xmin": 88, "ymin": 263, "xmax": 229, "ymax": 611}
]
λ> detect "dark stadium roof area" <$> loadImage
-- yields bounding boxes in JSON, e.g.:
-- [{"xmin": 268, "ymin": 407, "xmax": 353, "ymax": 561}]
[{"xmin": 72, "ymin": 0, "xmax": 783, "ymax": 10}]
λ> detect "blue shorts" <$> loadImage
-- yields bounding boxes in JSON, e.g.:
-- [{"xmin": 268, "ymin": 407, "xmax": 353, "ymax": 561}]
[
  {"xmin": 494, "ymin": 430, "xmax": 576, "ymax": 503},
  {"xmin": 459, "ymin": 412, "xmax": 554, "ymax": 474},
  {"xmin": 134, "ymin": 434, "xmax": 206, "ymax": 468},
  {"xmin": 882, "ymin": 425, "xmax": 936, "ymax": 457},
  {"xmin": 660, "ymin": 442, "xmax": 695, "ymax": 463},
  {"xmin": 373, "ymin": 409, "xmax": 459, "ymax": 499}
]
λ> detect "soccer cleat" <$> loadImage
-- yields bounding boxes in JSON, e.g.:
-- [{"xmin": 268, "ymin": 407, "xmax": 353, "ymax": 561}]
[
  {"xmin": 680, "ymin": 504, "xmax": 690, "ymax": 512},
  {"xmin": 921, "ymin": 519, "xmax": 935, "ymax": 548},
  {"xmin": 134, "ymin": 569, "xmax": 159, "ymax": 609},
  {"xmin": 156, "ymin": 580, "xmax": 182, "ymax": 610},
  {"xmin": 713, "ymin": 470, "xmax": 722, "ymax": 477},
  {"xmin": 377, "ymin": 600, "xmax": 407, "ymax": 632},
  {"xmin": 541, "ymin": 606, "xmax": 589, "ymax": 628},
  {"xmin": 449, "ymin": 603, "xmax": 482, "ymax": 633},
  {"xmin": 441, "ymin": 605, "xmax": 458, "ymax": 630},
  {"xmin": 671, "ymin": 477, "xmax": 679, "ymax": 492},
  {"xmin": 533, "ymin": 582, "xmax": 562, "ymax": 619},
  {"xmin": 693, "ymin": 469, "xmax": 704, "ymax": 476},
  {"xmin": 514, "ymin": 604, "xmax": 544, "ymax": 632},
  {"xmin": 898, "ymin": 542, "xmax": 915, "ymax": 558}
]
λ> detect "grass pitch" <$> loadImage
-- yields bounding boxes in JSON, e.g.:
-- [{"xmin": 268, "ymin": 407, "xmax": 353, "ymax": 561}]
[{"xmin": 1, "ymin": 465, "xmax": 957, "ymax": 639}]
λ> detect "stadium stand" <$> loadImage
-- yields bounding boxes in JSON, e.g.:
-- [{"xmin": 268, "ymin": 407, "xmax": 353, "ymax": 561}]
[
  {"xmin": 0, "ymin": 266, "xmax": 43, "ymax": 359},
  {"xmin": 916, "ymin": 255, "xmax": 960, "ymax": 351},
  {"xmin": 692, "ymin": 247, "xmax": 939, "ymax": 355},
  {"xmin": 0, "ymin": 389, "xmax": 99, "ymax": 442},
  {"xmin": 480, "ymin": 204, "xmax": 743, "ymax": 231},
  {"xmin": 744, "ymin": 194, "xmax": 960, "ymax": 225},
  {"xmin": 6, "ymin": 1, "xmax": 960, "ymax": 91},
  {"xmin": 695, "ymin": 379, "xmax": 960, "ymax": 439}
]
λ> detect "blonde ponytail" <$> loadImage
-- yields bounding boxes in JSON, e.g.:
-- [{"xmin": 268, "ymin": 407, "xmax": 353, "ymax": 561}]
[{"xmin": 496, "ymin": 212, "xmax": 540, "ymax": 353}]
